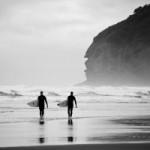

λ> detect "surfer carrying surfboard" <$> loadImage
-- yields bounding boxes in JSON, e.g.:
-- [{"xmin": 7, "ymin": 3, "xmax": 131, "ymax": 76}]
[
  {"xmin": 38, "ymin": 91, "xmax": 48, "ymax": 118},
  {"xmin": 67, "ymin": 91, "xmax": 77, "ymax": 117}
]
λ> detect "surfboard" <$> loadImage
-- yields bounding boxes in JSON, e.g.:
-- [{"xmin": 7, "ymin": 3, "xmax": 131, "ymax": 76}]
[
  {"xmin": 57, "ymin": 100, "xmax": 68, "ymax": 107},
  {"xmin": 27, "ymin": 100, "xmax": 39, "ymax": 107}
]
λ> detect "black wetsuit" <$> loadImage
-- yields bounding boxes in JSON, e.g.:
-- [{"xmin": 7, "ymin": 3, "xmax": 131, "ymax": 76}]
[
  {"xmin": 67, "ymin": 95, "xmax": 76, "ymax": 117},
  {"xmin": 38, "ymin": 95, "xmax": 47, "ymax": 118}
]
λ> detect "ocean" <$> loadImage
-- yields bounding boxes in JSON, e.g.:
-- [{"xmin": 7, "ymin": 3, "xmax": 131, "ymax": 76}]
[{"xmin": 0, "ymin": 85, "xmax": 150, "ymax": 147}]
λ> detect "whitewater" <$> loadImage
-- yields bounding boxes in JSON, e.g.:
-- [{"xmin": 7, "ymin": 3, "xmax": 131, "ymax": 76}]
[{"xmin": 0, "ymin": 85, "xmax": 150, "ymax": 147}]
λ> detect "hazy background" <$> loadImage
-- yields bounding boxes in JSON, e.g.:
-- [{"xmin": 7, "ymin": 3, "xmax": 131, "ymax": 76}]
[{"xmin": 0, "ymin": 0, "xmax": 149, "ymax": 86}]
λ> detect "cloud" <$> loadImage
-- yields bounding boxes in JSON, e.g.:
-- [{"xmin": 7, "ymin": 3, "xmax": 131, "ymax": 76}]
[
  {"xmin": 0, "ymin": 0, "xmax": 93, "ymax": 48},
  {"xmin": 0, "ymin": 0, "xmax": 149, "ymax": 85}
]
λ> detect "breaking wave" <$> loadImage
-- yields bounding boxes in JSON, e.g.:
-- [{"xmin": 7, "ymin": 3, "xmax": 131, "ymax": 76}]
[
  {"xmin": 77, "ymin": 91, "xmax": 100, "ymax": 96},
  {"xmin": 0, "ymin": 90, "xmax": 22, "ymax": 97},
  {"xmin": 47, "ymin": 92, "xmax": 60, "ymax": 96}
]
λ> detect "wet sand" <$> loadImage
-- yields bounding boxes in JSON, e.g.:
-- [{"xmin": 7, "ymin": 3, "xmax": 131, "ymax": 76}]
[
  {"xmin": 1, "ymin": 116, "xmax": 150, "ymax": 147},
  {"xmin": 1, "ymin": 143, "xmax": 150, "ymax": 150}
]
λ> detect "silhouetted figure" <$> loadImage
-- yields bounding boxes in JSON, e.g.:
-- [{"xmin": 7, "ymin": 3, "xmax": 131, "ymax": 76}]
[
  {"xmin": 67, "ymin": 91, "xmax": 77, "ymax": 118},
  {"xmin": 38, "ymin": 91, "xmax": 48, "ymax": 118}
]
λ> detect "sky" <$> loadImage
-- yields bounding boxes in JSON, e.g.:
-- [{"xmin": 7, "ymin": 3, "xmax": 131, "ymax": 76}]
[{"xmin": 0, "ymin": 0, "xmax": 150, "ymax": 86}]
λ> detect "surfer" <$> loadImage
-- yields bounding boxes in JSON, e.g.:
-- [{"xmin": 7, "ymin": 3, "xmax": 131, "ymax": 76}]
[
  {"xmin": 38, "ymin": 91, "xmax": 48, "ymax": 118},
  {"xmin": 67, "ymin": 91, "xmax": 77, "ymax": 117}
]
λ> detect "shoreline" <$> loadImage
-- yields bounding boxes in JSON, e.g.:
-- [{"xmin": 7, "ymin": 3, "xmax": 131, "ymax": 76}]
[{"xmin": 1, "ymin": 143, "xmax": 150, "ymax": 150}]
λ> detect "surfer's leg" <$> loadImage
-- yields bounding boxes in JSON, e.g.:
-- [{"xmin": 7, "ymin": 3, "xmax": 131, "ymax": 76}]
[
  {"xmin": 39, "ymin": 107, "xmax": 43, "ymax": 118},
  {"xmin": 68, "ymin": 107, "xmax": 71, "ymax": 117},
  {"xmin": 40, "ymin": 110, "xmax": 42, "ymax": 118},
  {"xmin": 68, "ymin": 107, "xmax": 70, "ymax": 117},
  {"xmin": 39, "ymin": 108, "xmax": 41, "ymax": 117},
  {"xmin": 42, "ymin": 109, "xmax": 44, "ymax": 117},
  {"xmin": 70, "ymin": 107, "xmax": 73, "ymax": 117}
]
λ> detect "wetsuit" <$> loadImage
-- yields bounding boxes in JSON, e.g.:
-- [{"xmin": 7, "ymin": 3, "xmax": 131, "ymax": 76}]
[
  {"xmin": 38, "ymin": 95, "xmax": 47, "ymax": 118},
  {"xmin": 67, "ymin": 95, "xmax": 76, "ymax": 117}
]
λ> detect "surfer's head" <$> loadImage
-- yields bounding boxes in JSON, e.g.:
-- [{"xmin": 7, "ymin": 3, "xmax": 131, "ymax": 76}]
[
  {"xmin": 70, "ymin": 91, "xmax": 73, "ymax": 95},
  {"xmin": 40, "ymin": 91, "xmax": 43, "ymax": 95}
]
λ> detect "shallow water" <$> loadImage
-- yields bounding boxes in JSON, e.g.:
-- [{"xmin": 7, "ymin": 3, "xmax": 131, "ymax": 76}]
[{"xmin": 0, "ymin": 86, "xmax": 150, "ymax": 147}]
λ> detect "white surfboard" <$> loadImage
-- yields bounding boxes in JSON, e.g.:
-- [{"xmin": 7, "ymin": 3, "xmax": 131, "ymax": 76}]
[
  {"xmin": 57, "ymin": 100, "xmax": 68, "ymax": 107},
  {"xmin": 27, "ymin": 100, "xmax": 39, "ymax": 107}
]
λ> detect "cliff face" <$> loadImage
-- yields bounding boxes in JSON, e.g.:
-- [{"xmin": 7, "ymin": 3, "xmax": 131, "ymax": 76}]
[{"xmin": 83, "ymin": 4, "xmax": 150, "ymax": 86}]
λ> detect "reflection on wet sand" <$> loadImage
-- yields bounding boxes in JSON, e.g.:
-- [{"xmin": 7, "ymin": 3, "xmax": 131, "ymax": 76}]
[
  {"xmin": 38, "ymin": 118, "xmax": 46, "ymax": 144},
  {"xmin": 68, "ymin": 136, "xmax": 73, "ymax": 142},
  {"xmin": 39, "ymin": 118, "xmax": 45, "ymax": 125},
  {"xmin": 67, "ymin": 118, "xmax": 74, "ymax": 142},
  {"xmin": 38, "ymin": 137, "xmax": 45, "ymax": 144},
  {"xmin": 68, "ymin": 118, "xmax": 73, "ymax": 125}
]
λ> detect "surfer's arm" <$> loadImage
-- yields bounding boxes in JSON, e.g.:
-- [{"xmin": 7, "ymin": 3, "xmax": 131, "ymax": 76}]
[
  {"xmin": 45, "ymin": 97, "xmax": 48, "ymax": 108},
  {"xmin": 74, "ymin": 97, "xmax": 77, "ymax": 108}
]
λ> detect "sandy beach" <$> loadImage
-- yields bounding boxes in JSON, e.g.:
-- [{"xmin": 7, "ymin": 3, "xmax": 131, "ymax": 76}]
[{"xmin": 1, "ymin": 143, "xmax": 150, "ymax": 150}]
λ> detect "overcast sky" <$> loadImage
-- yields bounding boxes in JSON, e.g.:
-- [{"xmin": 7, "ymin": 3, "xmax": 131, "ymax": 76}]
[{"xmin": 0, "ymin": 0, "xmax": 149, "ymax": 86}]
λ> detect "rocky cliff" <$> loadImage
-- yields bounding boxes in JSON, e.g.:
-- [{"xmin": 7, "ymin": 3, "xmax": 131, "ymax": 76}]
[{"xmin": 83, "ymin": 4, "xmax": 150, "ymax": 86}]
